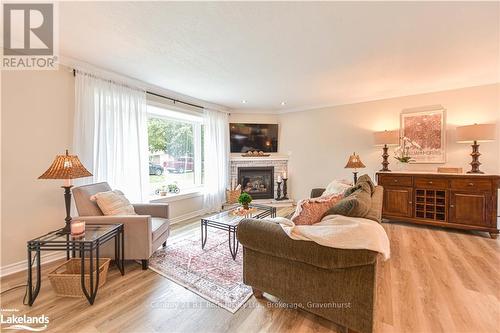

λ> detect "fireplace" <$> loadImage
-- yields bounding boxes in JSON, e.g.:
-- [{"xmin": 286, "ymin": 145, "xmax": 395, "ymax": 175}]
[{"xmin": 238, "ymin": 167, "xmax": 274, "ymax": 199}]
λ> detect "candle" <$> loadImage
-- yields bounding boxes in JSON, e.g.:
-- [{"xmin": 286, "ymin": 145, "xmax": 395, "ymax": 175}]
[
  {"xmin": 277, "ymin": 176, "xmax": 282, "ymax": 183},
  {"xmin": 282, "ymin": 172, "xmax": 287, "ymax": 179},
  {"xmin": 71, "ymin": 220, "xmax": 85, "ymax": 236},
  {"xmin": 63, "ymin": 178, "xmax": 72, "ymax": 187}
]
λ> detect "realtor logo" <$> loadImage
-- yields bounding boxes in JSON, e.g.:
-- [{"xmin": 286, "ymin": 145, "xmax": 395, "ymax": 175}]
[{"xmin": 2, "ymin": 2, "xmax": 58, "ymax": 69}]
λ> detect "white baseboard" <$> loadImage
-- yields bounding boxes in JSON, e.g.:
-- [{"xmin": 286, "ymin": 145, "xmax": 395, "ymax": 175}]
[
  {"xmin": 0, "ymin": 251, "xmax": 66, "ymax": 278},
  {"xmin": 0, "ymin": 209, "xmax": 207, "ymax": 277},
  {"xmin": 169, "ymin": 208, "xmax": 208, "ymax": 225}
]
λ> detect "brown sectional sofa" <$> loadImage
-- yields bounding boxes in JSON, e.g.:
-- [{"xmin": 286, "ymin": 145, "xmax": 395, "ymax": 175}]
[{"xmin": 237, "ymin": 185, "xmax": 384, "ymax": 333}]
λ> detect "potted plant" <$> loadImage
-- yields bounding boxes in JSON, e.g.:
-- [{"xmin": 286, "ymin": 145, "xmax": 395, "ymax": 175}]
[
  {"xmin": 238, "ymin": 192, "xmax": 253, "ymax": 210},
  {"xmin": 156, "ymin": 185, "xmax": 168, "ymax": 196},
  {"xmin": 168, "ymin": 183, "xmax": 180, "ymax": 194}
]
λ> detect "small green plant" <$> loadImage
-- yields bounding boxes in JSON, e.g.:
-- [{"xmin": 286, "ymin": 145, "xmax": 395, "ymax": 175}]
[
  {"xmin": 168, "ymin": 183, "xmax": 180, "ymax": 193},
  {"xmin": 238, "ymin": 192, "xmax": 253, "ymax": 209}
]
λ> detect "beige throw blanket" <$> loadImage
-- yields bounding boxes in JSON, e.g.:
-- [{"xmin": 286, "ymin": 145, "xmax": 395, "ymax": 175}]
[{"xmin": 270, "ymin": 215, "xmax": 391, "ymax": 260}]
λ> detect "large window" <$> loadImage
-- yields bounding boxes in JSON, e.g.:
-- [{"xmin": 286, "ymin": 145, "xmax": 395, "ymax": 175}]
[{"xmin": 147, "ymin": 104, "xmax": 203, "ymax": 194}]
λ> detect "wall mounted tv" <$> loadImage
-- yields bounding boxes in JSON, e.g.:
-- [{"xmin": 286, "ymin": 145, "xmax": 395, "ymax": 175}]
[{"xmin": 230, "ymin": 123, "xmax": 278, "ymax": 153}]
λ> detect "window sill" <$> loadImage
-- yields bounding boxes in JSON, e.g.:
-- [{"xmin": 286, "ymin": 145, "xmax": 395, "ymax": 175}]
[{"xmin": 149, "ymin": 187, "xmax": 204, "ymax": 203}]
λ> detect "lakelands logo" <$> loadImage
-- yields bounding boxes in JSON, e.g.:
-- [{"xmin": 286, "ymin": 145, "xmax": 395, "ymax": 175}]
[
  {"xmin": 0, "ymin": 309, "xmax": 49, "ymax": 331},
  {"xmin": 2, "ymin": 2, "xmax": 58, "ymax": 69}
]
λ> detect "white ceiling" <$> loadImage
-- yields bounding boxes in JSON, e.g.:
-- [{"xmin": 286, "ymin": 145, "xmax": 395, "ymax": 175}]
[{"xmin": 59, "ymin": 1, "xmax": 500, "ymax": 112}]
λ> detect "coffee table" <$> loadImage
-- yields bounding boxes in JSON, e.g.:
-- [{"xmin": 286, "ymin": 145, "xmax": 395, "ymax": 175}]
[{"xmin": 201, "ymin": 204, "xmax": 276, "ymax": 260}]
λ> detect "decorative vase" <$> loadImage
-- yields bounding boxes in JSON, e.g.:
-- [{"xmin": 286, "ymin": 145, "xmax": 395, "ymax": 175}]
[
  {"xmin": 396, "ymin": 161, "xmax": 409, "ymax": 171},
  {"xmin": 242, "ymin": 203, "xmax": 249, "ymax": 210}
]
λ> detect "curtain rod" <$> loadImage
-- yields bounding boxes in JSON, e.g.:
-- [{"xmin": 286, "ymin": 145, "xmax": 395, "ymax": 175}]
[
  {"xmin": 146, "ymin": 91, "xmax": 204, "ymax": 110},
  {"xmin": 72, "ymin": 69, "xmax": 204, "ymax": 110}
]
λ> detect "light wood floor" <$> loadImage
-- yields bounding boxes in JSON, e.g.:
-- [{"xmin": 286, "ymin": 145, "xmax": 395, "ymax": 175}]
[{"xmin": 1, "ymin": 209, "xmax": 499, "ymax": 333}]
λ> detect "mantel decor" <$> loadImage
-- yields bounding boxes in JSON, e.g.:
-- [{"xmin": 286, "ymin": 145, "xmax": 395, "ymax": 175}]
[
  {"xmin": 400, "ymin": 105, "xmax": 446, "ymax": 163},
  {"xmin": 241, "ymin": 151, "xmax": 271, "ymax": 157},
  {"xmin": 38, "ymin": 150, "xmax": 92, "ymax": 233},
  {"xmin": 456, "ymin": 123, "xmax": 496, "ymax": 174}
]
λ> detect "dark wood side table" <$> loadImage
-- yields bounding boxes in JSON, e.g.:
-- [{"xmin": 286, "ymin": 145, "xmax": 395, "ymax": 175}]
[{"xmin": 26, "ymin": 224, "xmax": 124, "ymax": 305}]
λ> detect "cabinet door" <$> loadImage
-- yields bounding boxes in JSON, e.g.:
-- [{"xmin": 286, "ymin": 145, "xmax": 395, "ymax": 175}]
[
  {"xmin": 383, "ymin": 187, "xmax": 413, "ymax": 218},
  {"xmin": 449, "ymin": 191, "xmax": 490, "ymax": 226}
]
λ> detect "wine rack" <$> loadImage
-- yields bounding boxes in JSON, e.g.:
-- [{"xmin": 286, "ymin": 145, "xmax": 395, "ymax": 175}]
[{"xmin": 415, "ymin": 189, "xmax": 446, "ymax": 221}]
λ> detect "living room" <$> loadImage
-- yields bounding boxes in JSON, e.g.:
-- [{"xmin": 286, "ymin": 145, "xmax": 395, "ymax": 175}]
[{"xmin": 1, "ymin": 2, "xmax": 499, "ymax": 333}]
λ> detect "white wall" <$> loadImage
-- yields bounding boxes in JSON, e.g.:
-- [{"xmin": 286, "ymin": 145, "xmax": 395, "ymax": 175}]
[
  {"xmin": 2, "ymin": 69, "xmax": 75, "ymax": 268},
  {"xmin": 279, "ymin": 84, "xmax": 500, "ymax": 200}
]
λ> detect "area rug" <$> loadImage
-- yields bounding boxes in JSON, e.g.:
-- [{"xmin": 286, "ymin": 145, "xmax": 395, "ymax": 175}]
[{"xmin": 149, "ymin": 228, "xmax": 252, "ymax": 313}]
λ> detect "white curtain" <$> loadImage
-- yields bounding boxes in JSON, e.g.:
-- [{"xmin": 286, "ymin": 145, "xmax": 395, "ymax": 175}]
[
  {"xmin": 73, "ymin": 71, "xmax": 149, "ymax": 202},
  {"xmin": 203, "ymin": 109, "xmax": 229, "ymax": 212}
]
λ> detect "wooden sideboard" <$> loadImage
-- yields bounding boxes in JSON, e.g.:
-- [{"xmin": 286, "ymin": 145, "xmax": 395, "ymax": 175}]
[{"xmin": 376, "ymin": 172, "xmax": 500, "ymax": 238}]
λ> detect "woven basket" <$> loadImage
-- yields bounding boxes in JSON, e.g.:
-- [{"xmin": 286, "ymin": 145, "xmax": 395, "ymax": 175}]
[
  {"xmin": 226, "ymin": 189, "xmax": 241, "ymax": 204},
  {"xmin": 48, "ymin": 258, "xmax": 111, "ymax": 297}
]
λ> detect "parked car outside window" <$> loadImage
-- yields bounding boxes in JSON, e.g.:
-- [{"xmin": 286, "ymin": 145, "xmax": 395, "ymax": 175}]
[
  {"xmin": 149, "ymin": 162, "xmax": 164, "ymax": 176},
  {"xmin": 165, "ymin": 157, "xmax": 194, "ymax": 174}
]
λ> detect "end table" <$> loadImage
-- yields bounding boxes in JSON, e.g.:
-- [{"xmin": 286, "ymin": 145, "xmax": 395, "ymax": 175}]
[{"xmin": 27, "ymin": 223, "xmax": 124, "ymax": 305}]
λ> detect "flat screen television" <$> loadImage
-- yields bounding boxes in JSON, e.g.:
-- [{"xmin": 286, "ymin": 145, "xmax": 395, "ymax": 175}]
[{"xmin": 230, "ymin": 123, "xmax": 278, "ymax": 153}]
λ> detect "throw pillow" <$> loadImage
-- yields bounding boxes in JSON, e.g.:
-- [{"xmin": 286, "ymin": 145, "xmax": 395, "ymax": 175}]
[
  {"xmin": 321, "ymin": 179, "xmax": 353, "ymax": 197},
  {"xmin": 90, "ymin": 190, "xmax": 137, "ymax": 216},
  {"xmin": 356, "ymin": 174, "xmax": 375, "ymax": 194},
  {"xmin": 343, "ymin": 184, "xmax": 361, "ymax": 197},
  {"xmin": 323, "ymin": 183, "xmax": 372, "ymax": 219},
  {"xmin": 291, "ymin": 194, "xmax": 343, "ymax": 225}
]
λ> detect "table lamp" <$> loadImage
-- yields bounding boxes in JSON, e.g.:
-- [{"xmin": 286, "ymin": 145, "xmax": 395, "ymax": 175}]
[
  {"xmin": 344, "ymin": 152, "xmax": 366, "ymax": 183},
  {"xmin": 373, "ymin": 130, "xmax": 399, "ymax": 171},
  {"xmin": 456, "ymin": 123, "xmax": 496, "ymax": 174},
  {"xmin": 38, "ymin": 150, "xmax": 92, "ymax": 232}
]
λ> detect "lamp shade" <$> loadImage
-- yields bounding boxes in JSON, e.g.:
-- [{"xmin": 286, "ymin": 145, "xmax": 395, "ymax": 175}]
[
  {"xmin": 373, "ymin": 130, "xmax": 399, "ymax": 146},
  {"xmin": 456, "ymin": 123, "xmax": 496, "ymax": 143},
  {"xmin": 344, "ymin": 152, "xmax": 366, "ymax": 169},
  {"xmin": 38, "ymin": 150, "xmax": 92, "ymax": 180}
]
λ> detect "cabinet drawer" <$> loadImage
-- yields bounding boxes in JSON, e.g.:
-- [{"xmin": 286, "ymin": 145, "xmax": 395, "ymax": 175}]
[
  {"xmin": 450, "ymin": 179, "xmax": 491, "ymax": 191},
  {"xmin": 378, "ymin": 175, "xmax": 413, "ymax": 187},
  {"xmin": 415, "ymin": 177, "xmax": 449, "ymax": 189}
]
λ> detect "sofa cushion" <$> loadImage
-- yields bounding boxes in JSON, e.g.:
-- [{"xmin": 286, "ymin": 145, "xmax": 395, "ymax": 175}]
[
  {"xmin": 343, "ymin": 184, "xmax": 361, "ymax": 197},
  {"xmin": 291, "ymin": 194, "xmax": 343, "ymax": 225},
  {"xmin": 90, "ymin": 190, "xmax": 137, "ymax": 216},
  {"xmin": 356, "ymin": 174, "xmax": 375, "ymax": 194},
  {"xmin": 72, "ymin": 182, "xmax": 112, "ymax": 216},
  {"xmin": 152, "ymin": 217, "xmax": 170, "ymax": 241},
  {"xmin": 365, "ymin": 186, "xmax": 384, "ymax": 223},
  {"xmin": 323, "ymin": 182, "xmax": 371, "ymax": 218}
]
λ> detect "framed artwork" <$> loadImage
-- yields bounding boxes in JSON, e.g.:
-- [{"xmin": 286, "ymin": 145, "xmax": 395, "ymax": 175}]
[{"xmin": 400, "ymin": 105, "xmax": 446, "ymax": 164}]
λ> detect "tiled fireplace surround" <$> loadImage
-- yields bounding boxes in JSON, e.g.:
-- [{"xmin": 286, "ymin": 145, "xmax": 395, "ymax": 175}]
[{"xmin": 229, "ymin": 155, "xmax": 289, "ymax": 201}]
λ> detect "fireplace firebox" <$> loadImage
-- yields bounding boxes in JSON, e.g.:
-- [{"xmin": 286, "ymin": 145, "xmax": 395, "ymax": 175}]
[{"xmin": 238, "ymin": 167, "xmax": 274, "ymax": 199}]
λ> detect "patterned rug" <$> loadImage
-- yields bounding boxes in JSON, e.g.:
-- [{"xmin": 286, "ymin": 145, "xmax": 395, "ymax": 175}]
[{"xmin": 149, "ymin": 228, "xmax": 252, "ymax": 313}]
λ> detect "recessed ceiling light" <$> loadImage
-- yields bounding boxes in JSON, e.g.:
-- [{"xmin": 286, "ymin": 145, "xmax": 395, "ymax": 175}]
[
  {"xmin": 280, "ymin": 101, "xmax": 286, "ymax": 106},
  {"xmin": 241, "ymin": 100, "xmax": 247, "ymax": 104}
]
